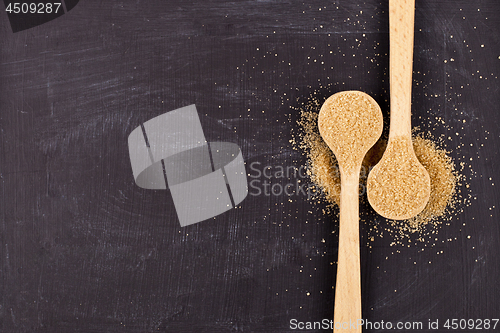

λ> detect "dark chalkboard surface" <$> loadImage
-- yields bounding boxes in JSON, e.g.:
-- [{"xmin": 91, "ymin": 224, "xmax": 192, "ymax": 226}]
[{"xmin": 1, "ymin": 1, "xmax": 499, "ymax": 332}]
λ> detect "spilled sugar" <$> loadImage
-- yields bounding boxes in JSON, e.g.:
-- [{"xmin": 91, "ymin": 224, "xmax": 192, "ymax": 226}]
[{"xmin": 293, "ymin": 97, "xmax": 463, "ymax": 245}]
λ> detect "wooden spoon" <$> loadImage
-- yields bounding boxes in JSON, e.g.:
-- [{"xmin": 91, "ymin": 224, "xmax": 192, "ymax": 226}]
[
  {"xmin": 318, "ymin": 91, "xmax": 383, "ymax": 333},
  {"xmin": 366, "ymin": 0, "xmax": 431, "ymax": 220}
]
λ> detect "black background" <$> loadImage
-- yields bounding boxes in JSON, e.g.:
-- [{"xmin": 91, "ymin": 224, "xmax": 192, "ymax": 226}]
[{"xmin": 1, "ymin": 1, "xmax": 499, "ymax": 332}]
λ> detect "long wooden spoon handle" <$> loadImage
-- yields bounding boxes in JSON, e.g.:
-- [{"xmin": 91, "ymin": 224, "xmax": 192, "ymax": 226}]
[
  {"xmin": 389, "ymin": 0, "xmax": 415, "ymax": 138},
  {"xmin": 334, "ymin": 173, "xmax": 362, "ymax": 333}
]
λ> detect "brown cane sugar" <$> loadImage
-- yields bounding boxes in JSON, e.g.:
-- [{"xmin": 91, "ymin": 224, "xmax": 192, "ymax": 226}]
[
  {"xmin": 296, "ymin": 103, "xmax": 341, "ymax": 206},
  {"xmin": 294, "ymin": 98, "xmax": 459, "ymax": 241},
  {"xmin": 318, "ymin": 91, "xmax": 383, "ymax": 174},
  {"xmin": 402, "ymin": 134, "xmax": 457, "ymax": 232},
  {"xmin": 367, "ymin": 136, "xmax": 431, "ymax": 220}
]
